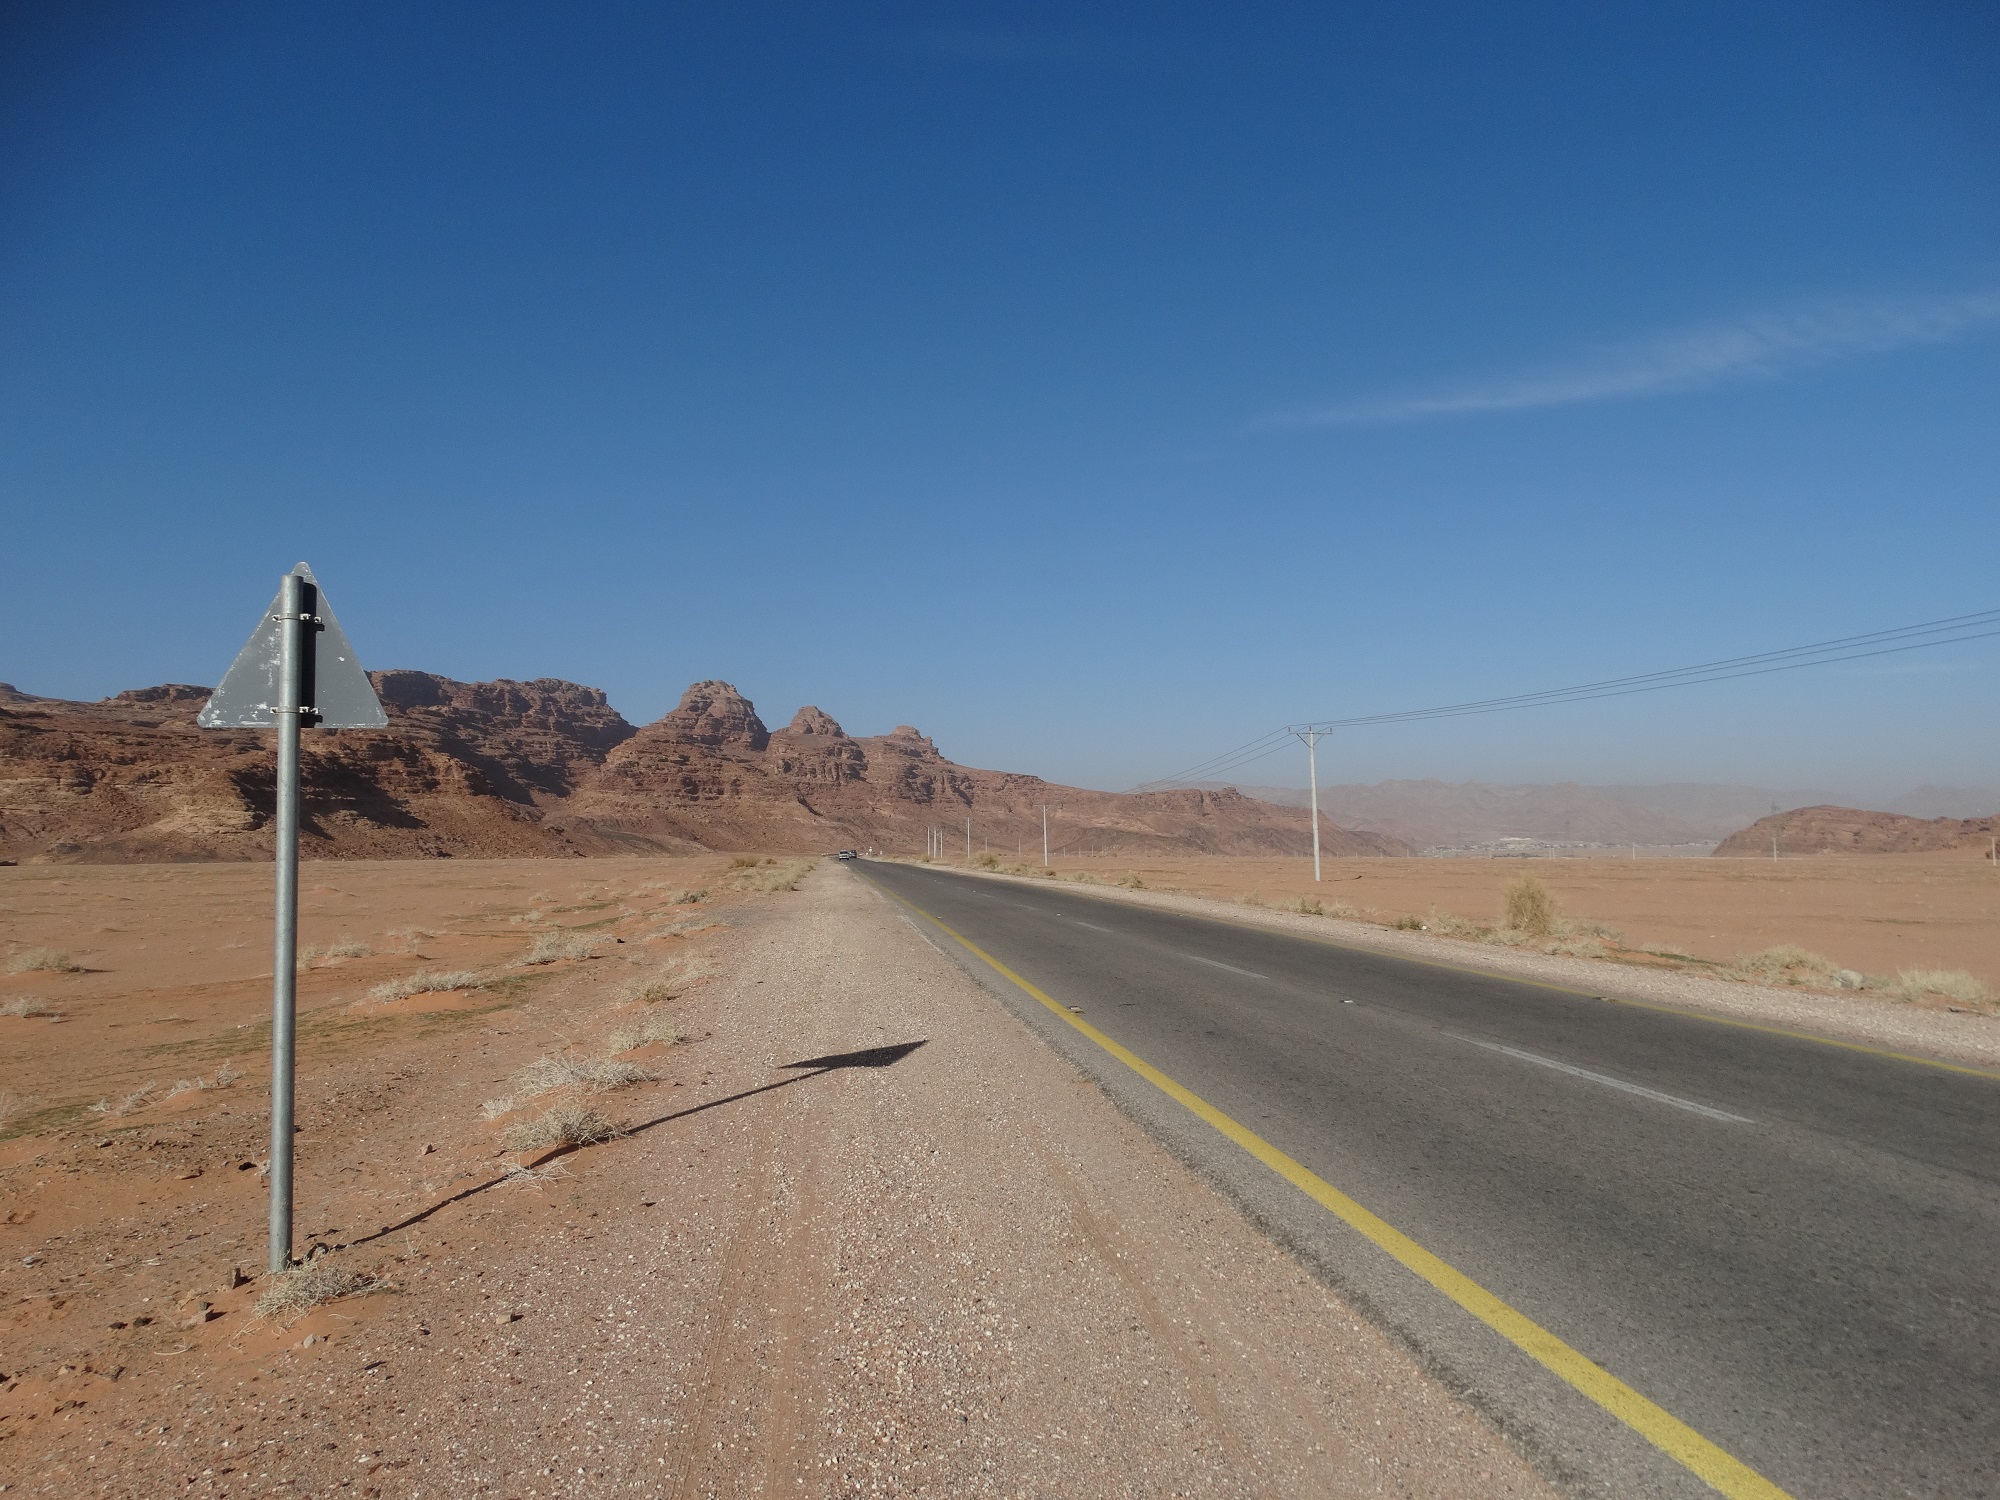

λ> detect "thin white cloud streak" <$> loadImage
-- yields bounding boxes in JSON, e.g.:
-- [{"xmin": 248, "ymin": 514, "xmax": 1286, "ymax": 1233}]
[{"xmin": 1261, "ymin": 289, "xmax": 2000, "ymax": 428}]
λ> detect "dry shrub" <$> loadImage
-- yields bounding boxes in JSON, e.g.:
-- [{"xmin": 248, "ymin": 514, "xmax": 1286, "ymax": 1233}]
[
  {"xmin": 1390, "ymin": 913, "xmax": 1424, "ymax": 930},
  {"xmin": 1288, "ymin": 896, "xmax": 1326, "ymax": 916},
  {"xmin": 728, "ymin": 854, "xmax": 763, "ymax": 869},
  {"xmin": 254, "ymin": 1261, "xmax": 392, "ymax": 1323},
  {"xmin": 165, "ymin": 1066, "xmax": 241, "ymax": 1099},
  {"xmin": 606, "ymin": 1011, "xmax": 682, "ymax": 1053},
  {"xmin": 8, "ymin": 948, "xmax": 80, "ymax": 974},
  {"xmin": 1118, "ymin": 872, "xmax": 1146, "ymax": 889},
  {"xmin": 663, "ymin": 888, "xmax": 707, "ymax": 905},
  {"xmin": 729, "ymin": 860, "xmax": 813, "ymax": 894},
  {"xmin": 91, "ymin": 1082, "xmax": 158, "ymax": 1118},
  {"xmin": 973, "ymin": 851, "xmax": 1000, "ymax": 869},
  {"xmin": 1733, "ymin": 945, "xmax": 1840, "ymax": 986},
  {"xmin": 368, "ymin": 969, "xmax": 486, "ymax": 1002},
  {"xmin": 482, "ymin": 1050, "xmax": 654, "ymax": 1117},
  {"xmin": 1238, "ymin": 891, "xmax": 1266, "ymax": 907},
  {"xmin": 0, "ymin": 995, "xmax": 56, "ymax": 1018},
  {"xmin": 622, "ymin": 975, "xmax": 681, "ymax": 1005},
  {"xmin": 519, "ymin": 932, "xmax": 606, "ymax": 966},
  {"xmin": 503, "ymin": 1100, "xmax": 620, "ymax": 1153},
  {"xmin": 1501, "ymin": 877, "xmax": 1560, "ymax": 938},
  {"xmin": 1894, "ymin": 969, "xmax": 1991, "ymax": 1004},
  {"xmin": 1423, "ymin": 908, "xmax": 1482, "ymax": 937},
  {"xmin": 302, "ymin": 937, "xmax": 370, "ymax": 965}
]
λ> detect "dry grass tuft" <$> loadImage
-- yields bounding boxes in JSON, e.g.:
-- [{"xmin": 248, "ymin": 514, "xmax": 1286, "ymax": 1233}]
[
  {"xmin": 729, "ymin": 860, "xmax": 813, "ymax": 894},
  {"xmin": 367, "ymin": 969, "xmax": 487, "ymax": 1002},
  {"xmin": 1237, "ymin": 891, "xmax": 1266, "ymax": 907},
  {"xmin": 482, "ymin": 1049, "xmax": 655, "ymax": 1117},
  {"xmin": 302, "ymin": 937, "xmax": 371, "ymax": 965},
  {"xmin": 973, "ymin": 851, "xmax": 1000, "ymax": 869},
  {"xmin": 1423, "ymin": 908, "xmax": 1482, "ymax": 937},
  {"xmin": 8, "ymin": 947, "xmax": 81, "ymax": 974},
  {"xmin": 606, "ymin": 1011, "xmax": 682, "ymax": 1053},
  {"xmin": 0, "ymin": 995, "xmax": 57, "ymax": 1018},
  {"xmin": 1501, "ymin": 877, "xmax": 1560, "ymax": 938},
  {"xmin": 519, "ymin": 932, "xmax": 607, "ymax": 966},
  {"xmin": 728, "ymin": 854, "xmax": 764, "ymax": 869},
  {"xmin": 254, "ymin": 1261, "xmax": 392, "ymax": 1323},
  {"xmin": 503, "ymin": 1100, "xmax": 621, "ymax": 1153},
  {"xmin": 1894, "ymin": 969, "xmax": 1991, "ymax": 1005},
  {"xmin": 91, "ymin": 1082, "xmax": 159, "ymax": 1117},
  {"xmin": 1118, "ymin": 872, "xmax": 1146, "ymax": 888},
  {"xmin": 165, "ymin": 1065, "xmax": 242, "ymax": 1099},
  {"xmin": 1288, "ymin": 896, "xmax": 1327, "ymax": 916},
  {"xmin": 1732, "ymin": 944, "xmax": 1840, "ymax": 986}
]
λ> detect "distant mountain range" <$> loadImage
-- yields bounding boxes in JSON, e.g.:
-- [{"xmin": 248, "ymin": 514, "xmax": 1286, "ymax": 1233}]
[
  {"xmin": 1715, "ymin": 806, "xmax": 2000, "ymax": 858},
  {"xmin": 1197, "ymin": 780, "xmax": 2000, "ymax": 850},
  {"xmin": 0, "ymin": 676, "xmax": 1402, "ymax": 864}
]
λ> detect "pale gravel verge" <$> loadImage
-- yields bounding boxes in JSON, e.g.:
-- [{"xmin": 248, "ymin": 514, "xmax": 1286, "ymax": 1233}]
[
  {"xmin": 22, "ymin": 869, "xmax": 1557, "ymax": 1498},
  {"xmin": 916, "ymin": 862, "xmax": 2000, "ymax": 1070}
]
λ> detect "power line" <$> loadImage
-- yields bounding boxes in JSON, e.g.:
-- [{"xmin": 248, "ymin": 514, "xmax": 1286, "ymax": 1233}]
[{"xmin": 1136, "ymin": 608, "xmax": 2000, "ymax": 791}]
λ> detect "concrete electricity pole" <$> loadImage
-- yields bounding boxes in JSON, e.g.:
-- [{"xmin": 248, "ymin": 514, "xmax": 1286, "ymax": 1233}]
[
  {"xmin": 1038, "ymin": 803, "xmax": 1063, "ymax": 867},
  {"xmin": 1286, "ymin": 724, "xmax": 1330, "ymax": 882}
]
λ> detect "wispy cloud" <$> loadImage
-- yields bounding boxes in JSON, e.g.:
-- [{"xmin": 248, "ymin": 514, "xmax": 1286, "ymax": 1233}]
[{"xmin": 1259, "ymin": 288, "xmax": 2000, "ymax": 428}]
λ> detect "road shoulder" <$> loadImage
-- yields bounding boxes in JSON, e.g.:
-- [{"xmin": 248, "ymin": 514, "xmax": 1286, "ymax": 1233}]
[{"xmin": 908, "ymin": 861, "xmax": 2000, "ymax": 1071}]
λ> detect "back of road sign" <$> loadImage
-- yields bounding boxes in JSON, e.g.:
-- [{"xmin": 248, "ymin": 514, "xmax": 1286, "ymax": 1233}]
[{"xmin": 197, "ymin": 563, "xmax": 388, "ymax": 729}]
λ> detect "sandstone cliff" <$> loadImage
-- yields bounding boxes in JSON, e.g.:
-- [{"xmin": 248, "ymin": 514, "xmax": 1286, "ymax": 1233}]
[{"xmin": 0, "ymin": 677, "xmax": 1403, "ymax": 863}]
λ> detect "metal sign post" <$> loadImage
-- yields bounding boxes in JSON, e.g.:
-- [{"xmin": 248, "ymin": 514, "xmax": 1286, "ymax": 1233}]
[{"xmin": 199, "ymin": 564, "xmax": 385, "ymax": 1273}]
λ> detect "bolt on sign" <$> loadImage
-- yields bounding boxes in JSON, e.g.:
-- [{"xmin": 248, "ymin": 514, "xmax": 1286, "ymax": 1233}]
[{"xmin": 200, "ymin": 563, "xmax": 386, "ymax": 1275}]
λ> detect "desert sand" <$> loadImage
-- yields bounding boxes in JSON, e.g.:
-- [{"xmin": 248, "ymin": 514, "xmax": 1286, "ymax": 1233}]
[
  {"xmin": 0, "ymin": 857, "xmax": 1552, "ymax": 1496},
  {"xmin": 1014, "ymin": 852, "xmax": 1999, "ymax": 992}
]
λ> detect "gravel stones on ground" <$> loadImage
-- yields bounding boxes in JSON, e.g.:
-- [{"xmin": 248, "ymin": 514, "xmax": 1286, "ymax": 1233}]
[{"xmin": 13, "ymin": 868, "xmax": 1554, "ymax": 1497}]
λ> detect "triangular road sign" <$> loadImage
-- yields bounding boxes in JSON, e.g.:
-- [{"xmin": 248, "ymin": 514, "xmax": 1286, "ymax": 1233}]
[{"xmin": 198, "ymin": 563, "xmax": 388, "ymax": 729}]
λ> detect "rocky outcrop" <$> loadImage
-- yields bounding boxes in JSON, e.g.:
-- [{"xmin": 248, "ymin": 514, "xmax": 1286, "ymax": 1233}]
[
  {"xmin": 1715, "ymin": 806, "xmax": 2000, "ymax": 857},
  {"xmin": 0, "ymin": 675, "xmax": 1405, "ymax": 863}
]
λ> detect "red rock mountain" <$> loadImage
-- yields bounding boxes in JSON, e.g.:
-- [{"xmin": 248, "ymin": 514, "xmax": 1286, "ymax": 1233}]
[
  {"xmin": 1714, "ymin": 805, "xmax": 2000, "ymax": 857},
  {"xmin": 0, "ymin": 677, "xmax": 1403, "ymax": 863}
]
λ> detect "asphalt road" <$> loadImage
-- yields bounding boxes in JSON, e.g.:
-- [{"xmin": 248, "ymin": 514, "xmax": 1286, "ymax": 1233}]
[{"xmin": 853, "ymin": 860, "xmax": 2000, "ymax": 1500}]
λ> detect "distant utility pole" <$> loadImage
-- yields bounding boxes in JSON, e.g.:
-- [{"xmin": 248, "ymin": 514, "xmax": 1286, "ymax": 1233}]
[
  {"xmin": 1037, "ymin": 803, "xmax": 1063, "ymax": 867},
  {"xmin": 1285, "ymin": 724, "xmax": 1331, "ymax": 882},
  {"xmin": 966, "ymin": 817, "xmax": 972, "ymax": 860}
]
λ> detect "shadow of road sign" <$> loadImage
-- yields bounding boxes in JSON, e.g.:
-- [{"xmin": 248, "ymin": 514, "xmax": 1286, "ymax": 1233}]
[{"xmin": 784, "ymin": 1041, "xmax": 928, "ymax": 1070}]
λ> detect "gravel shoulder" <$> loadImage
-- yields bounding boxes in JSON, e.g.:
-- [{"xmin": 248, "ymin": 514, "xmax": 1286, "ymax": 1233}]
[
  {"xmin": 11, "ymin": 865, "xmax": 1556, "ymax": 1496},
  {"xmin": 916, "ymin": 862, "xmax": 2000, "ymax": 1071}
]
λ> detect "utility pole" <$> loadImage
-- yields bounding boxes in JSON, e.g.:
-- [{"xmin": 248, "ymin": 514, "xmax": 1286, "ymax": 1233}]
[
  {"xmin": 1286, "ymin": 724, "xmax": 1329, "ymax": 882},
  {"xmin": 966, "ymin": 817, "xmax": 972, "ymax": 860},
  {"xmin": 1037, "ymin": 803, "xmax": 1063, "ymax": 867}
]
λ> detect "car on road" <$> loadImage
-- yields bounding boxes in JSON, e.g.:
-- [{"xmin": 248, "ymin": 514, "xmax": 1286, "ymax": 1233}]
[{"xmin": 835, "ymin": 849, "xmax": 857, "ymax": 860}]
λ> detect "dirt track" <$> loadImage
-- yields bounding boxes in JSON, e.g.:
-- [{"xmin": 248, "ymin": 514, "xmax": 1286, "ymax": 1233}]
[{"xmin": 2, "ymin": 862, "xmax": 1550, "ymax": 1496}]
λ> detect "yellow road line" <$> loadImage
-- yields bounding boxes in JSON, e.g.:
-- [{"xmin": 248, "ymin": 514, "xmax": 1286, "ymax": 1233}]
[
  {"xmin": 939, "ymin": 864, "xmax": 2000, "ymax": 1083},
  {"xmin": 888, "ymin": 889, "xmax": 1796, "ymax": 1500}
]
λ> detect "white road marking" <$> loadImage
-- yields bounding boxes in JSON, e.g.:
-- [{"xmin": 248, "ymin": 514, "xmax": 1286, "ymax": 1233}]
[
  {"xmin": 1186, "ymin": 954, "xmax": 1266, "ymax": 980},
  {"xmin": 1074, "ymin": 921, "xmax": 1113, "ymax": 933},
  {"xmin": 1455, "ymin": 1036, "xmax": 1751, "ymax": 1123},
  {"xmin": 898, "ymin": 914, "xmax": 953, "ymax": 957}
]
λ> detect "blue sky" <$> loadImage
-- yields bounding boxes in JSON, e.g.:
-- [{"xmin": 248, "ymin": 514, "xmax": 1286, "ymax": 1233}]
[{"xmin": 3, "ymin": 1, "xmax": 1995, "ymax": 795}]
